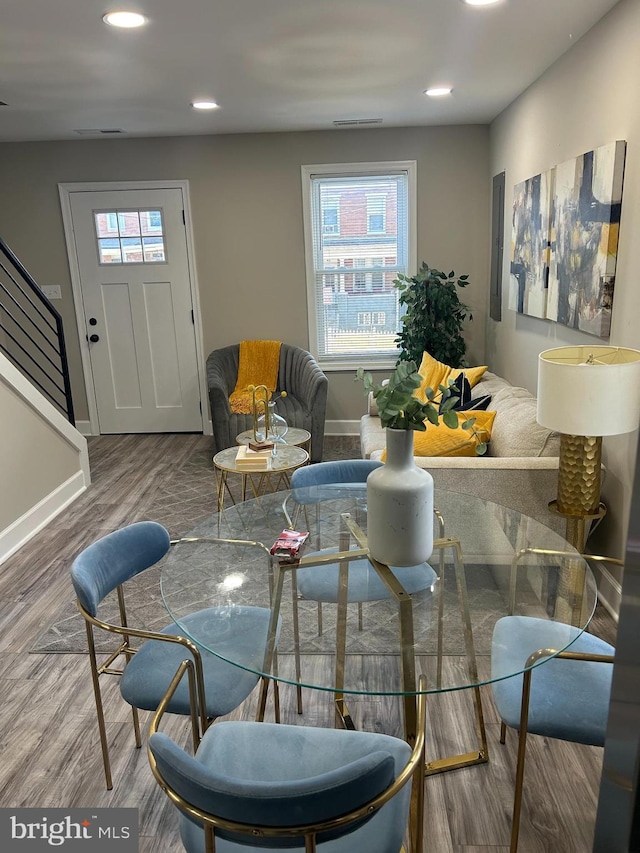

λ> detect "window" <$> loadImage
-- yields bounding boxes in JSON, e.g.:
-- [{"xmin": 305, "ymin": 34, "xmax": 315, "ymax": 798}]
[
  {"xmin": 322, "ymin": 202, "xmax": 339, "ymax": 235},
  {"xmin": 93, "ymin": 209, "xmax": 166, "ymax": 264},
  {"xmin": 301, "ymin": 161, "xmax": 416, "ymax": 368},
  {"xmin": 367, "ymin": 195, "xmax": 386, "ymax": 234},
  {"xmin": 357, "ymin": 311, "xmax": 386, "ymax": 327}
]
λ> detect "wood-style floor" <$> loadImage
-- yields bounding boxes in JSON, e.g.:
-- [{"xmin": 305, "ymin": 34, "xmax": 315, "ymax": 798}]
[{"xmin": 0, "ymin": 434, "xmax": 615, "ymax": 852}]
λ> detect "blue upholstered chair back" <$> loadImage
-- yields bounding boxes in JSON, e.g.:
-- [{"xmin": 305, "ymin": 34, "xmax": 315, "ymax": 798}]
[
  {"xmin": 291, "ymin": 459, "xmax": 382, "ymax": 489},
  {"xmin": 70, "ymin": 521, "xmax": 171, "ymax": 617},
  {"xmin": 149, "ymin": 720, "xmax": 408, "ymax": 850},
  {"xmin": 290, "ymin": 459, "xmax": 382, "ymax": 506}
]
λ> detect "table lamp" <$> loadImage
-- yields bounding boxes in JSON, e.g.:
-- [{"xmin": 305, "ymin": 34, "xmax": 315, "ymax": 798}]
[{"xmin": 537, "ymin": 345, "xmax": 640, "ymax": 550}]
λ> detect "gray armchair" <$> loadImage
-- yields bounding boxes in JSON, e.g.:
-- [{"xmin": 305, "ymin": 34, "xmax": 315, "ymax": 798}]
[{"xmin": 206, "ymin": 343, "xmax": 328, "ymax": 462}]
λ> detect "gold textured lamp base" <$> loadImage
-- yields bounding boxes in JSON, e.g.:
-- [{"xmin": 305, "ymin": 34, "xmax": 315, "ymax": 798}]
[
  {"xmin": 552, "ymin": 434, "xmax": 605, "ymax": 625},
  {"xmin": 557, "ymin": 434, "xmax": 602, "ymax": 517}
]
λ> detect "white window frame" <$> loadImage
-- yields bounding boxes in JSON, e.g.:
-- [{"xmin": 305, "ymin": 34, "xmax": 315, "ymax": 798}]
[{"xmin": 301, "ymin": 160, "xmax": 417, "ymax": 371}]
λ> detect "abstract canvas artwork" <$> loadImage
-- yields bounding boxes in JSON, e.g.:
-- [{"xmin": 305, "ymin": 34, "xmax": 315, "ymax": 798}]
[
  {"xmin": 510, "ymin": 169, "xmax": 553, "ymax": 318},
  {"xmin": 547, "ymin": 140, "xmax": 625, "ymax": 337},
  {"xmin": 509, "ymin": 140, "xmax": 626, "ymax": 338}
]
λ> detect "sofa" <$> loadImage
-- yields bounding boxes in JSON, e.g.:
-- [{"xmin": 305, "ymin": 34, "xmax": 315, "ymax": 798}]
[
  {"xmin": 360, "ymin": 370, "xmax": 566, "ymax": 535},
  {"xmin": 207, "ymin": 343, "xmax": 328, "ymax": 462}
]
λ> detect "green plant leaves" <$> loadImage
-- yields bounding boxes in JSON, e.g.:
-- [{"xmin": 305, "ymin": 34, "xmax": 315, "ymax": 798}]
[{"xmin": 394, "ymin": 260, "xmax": 472, "ymax": 367}]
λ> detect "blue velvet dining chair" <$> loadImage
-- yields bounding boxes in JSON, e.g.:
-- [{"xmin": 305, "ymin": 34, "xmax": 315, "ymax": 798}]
[
  {"xmin": 148, "ymin": 660, "xmax": 427, "ymax": 853},
  {"xmin": 491, "ymin": 614, "xmax": 615, "ymax": 852},
  {"xmin": 71, "ymin": 521, "xmax": 276, "ymax": 790}
]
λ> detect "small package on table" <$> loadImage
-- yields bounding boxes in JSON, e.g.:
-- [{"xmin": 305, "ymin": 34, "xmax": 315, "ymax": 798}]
[{"xmin": 270, "ymin": 529, "xmax": 309, "ymax": 561}]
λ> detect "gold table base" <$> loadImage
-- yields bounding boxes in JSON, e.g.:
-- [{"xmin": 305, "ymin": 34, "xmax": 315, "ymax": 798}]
[{"xmin": 258, "ymin": 515, "xmax": 489, "ymax": 775}]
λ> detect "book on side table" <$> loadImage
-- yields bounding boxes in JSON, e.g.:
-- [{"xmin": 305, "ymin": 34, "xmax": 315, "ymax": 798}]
[{"xmin": 235, "ymin": 444, "xmax": 273, "ymax": 470}]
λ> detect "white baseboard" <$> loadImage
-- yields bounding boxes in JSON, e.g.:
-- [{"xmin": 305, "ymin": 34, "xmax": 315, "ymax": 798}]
[
  {"xmin": 75, "ymin": 420, "xmax": 92, "ymax": 436},
  {"xmin": 325, "ymin": 420, "xmax": 360, "ymax": 436},
  {"xmin": 0, "ymin": 471, "xmax": 88, "ymax": 566}
]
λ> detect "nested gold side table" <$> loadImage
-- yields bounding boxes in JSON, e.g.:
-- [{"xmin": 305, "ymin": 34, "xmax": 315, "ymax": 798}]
[{"xmin": 212, "ymin": 444, "xmax": 309, "ymax": 511}]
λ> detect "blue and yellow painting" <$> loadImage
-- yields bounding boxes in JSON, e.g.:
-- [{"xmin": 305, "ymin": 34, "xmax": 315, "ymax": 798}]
[
  {"xmin": 547, "ymin": 140, "xmax": 625, "ymax": 338},
  {"xmin": 510, "ymin": 140, "xmax": 625, "ymax": 338}
]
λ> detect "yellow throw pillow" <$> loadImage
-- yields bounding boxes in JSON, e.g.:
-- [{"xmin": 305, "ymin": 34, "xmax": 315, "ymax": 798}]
[
  {"xmin": 413, "ymin": 352, "xmax": 488, "ymax": 405},
  {"xmin": 412, "ymin": 410, "xmax": 496, "ymax": 458}
]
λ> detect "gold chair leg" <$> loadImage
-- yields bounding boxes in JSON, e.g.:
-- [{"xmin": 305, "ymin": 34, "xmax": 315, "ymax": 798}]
[
  {"xmin": 85, "ymin": 624, "xmax": 113, "ymax": 790},
  {"xmin": 510, "ymin": 668, "xmax": 534, "ymax": 853},
  {"xmin": 273, "ymin": 680, "xmax": 281, "ymax": 723},
  {"xmin": 131, "ymin": 706, "xmax": 142, "ymax": 748},
  {"xmin": 290, "ymin": 569, "xmax": 304, "ymax": 714},
  {"xmin": 409, "ymin": 733, "xmax": 425, "ymax": 853}
]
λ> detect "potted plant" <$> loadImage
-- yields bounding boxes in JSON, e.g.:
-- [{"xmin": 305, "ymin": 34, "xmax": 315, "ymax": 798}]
[
  {"xmin": 394, "ymin": 262, "xmax": 472, "ymax": 367},
  {"xmin": 355, "ymin": 361, "xmax": 485, "ymax": 567}
]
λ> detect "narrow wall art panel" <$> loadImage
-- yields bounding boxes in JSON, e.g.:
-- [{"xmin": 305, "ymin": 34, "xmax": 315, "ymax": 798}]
[
  {"xmin": 547, "ymin": 140, "xmax": 626, "ymax": 337},
  {"xmin": 510, "ymin": 169, "xmax": 554, "ymax": 318}
]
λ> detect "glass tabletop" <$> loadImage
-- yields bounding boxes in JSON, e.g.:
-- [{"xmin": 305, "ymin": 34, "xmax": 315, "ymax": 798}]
[{"xmin": 160, "ymin": 485, "xmax": 598, "ymax": 698}]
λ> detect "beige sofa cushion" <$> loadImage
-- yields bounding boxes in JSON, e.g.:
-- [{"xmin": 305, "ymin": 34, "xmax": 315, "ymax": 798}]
[{"xmin": 490, "ymin": 386, "xmax": 560, "ymax": 458}]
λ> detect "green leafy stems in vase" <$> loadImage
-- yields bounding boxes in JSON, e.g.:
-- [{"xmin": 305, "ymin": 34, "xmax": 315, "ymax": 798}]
[{"xmin": 355, "ymin": 360, "xmax": 487, "ymax": 455}]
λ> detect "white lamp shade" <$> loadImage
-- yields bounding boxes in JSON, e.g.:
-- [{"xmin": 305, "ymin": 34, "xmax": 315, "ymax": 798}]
[{"xmin": 537, "ymin": 345, "xmax": 640, "ymax": 436}]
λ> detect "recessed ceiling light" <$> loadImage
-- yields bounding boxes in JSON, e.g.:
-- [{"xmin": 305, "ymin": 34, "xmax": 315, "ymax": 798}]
[
  {"xmin": 102, "ymin": 11, "xmax": 148, "ymax": 28},
  {"xmin": 424, "ymin": 87, "xmax": 452, "ymax": 97},
  {"xmin": 191, "ymin": 100, "xmax": 220, "ymax": 110},
  {"xmin": 463, "ymin": 0, "xmax": 503, "ymax": 6}
]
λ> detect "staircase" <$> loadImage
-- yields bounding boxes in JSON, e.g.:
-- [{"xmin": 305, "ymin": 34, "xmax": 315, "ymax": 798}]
[
  {"xmin": 0, "ymin": 237, "xmax": 89, "ymax": 565},
  {"xmin": 0, "ymin": 236, "xmax": 74, "ymax": 423}
]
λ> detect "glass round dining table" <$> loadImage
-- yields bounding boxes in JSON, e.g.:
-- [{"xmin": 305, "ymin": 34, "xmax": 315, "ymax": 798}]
[{"xmin": 160, "ymin": 484, "xmax": 597, "ymax": 773}]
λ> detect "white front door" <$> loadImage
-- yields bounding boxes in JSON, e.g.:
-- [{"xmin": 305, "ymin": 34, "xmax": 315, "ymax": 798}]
[{"xmin": 66, "ymin": 186, "xmax": 202, "ymax": 433}]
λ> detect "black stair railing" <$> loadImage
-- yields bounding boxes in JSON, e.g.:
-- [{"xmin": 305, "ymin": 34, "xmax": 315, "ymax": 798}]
[{"xmin": 0, "ymin": 236, "xmax": 75, "ymax": 425}]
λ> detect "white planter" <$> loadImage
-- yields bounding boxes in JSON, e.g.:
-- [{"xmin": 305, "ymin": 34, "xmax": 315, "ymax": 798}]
[{"xmin": 366, "ymin": 428, "xmax": 434, "ymax": 566}]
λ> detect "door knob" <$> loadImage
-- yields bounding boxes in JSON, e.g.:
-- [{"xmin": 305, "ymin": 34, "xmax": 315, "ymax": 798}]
[{"xmin": 89, "ymin": 334, "xmax": 100, "ymax": 343}]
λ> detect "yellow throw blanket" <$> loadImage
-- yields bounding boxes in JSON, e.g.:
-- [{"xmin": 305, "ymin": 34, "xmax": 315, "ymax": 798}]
[{"xmin": 229, "ymin": 340, "xmax": 282, "ymax": 414}]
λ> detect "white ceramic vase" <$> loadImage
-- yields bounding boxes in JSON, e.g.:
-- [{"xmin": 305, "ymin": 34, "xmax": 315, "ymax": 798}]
[{"xmin": 366, "ymin": 428, "xmax": 434, "ymax": 566}]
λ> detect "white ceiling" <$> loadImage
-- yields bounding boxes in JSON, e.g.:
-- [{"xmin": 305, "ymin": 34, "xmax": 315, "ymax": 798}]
[{"xmin": 0, "ymin": 0, "xmax": 620, "ymax": 143}]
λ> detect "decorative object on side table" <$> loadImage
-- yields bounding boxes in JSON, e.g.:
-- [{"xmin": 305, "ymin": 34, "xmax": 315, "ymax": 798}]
[
  {"xmin": 248, "ymin": 384, "xmax": 288, "ymax": 450},
  {"xmin": 393, "ymin": 261, "xmax": 473, "ymax": 367},
  {"xmin": 537, "ymin": 345, "xmax": 640, "ymax": 550},
  {"xmin": 356, "ymin": 360, "xmax": 483, "ymax": 567}
]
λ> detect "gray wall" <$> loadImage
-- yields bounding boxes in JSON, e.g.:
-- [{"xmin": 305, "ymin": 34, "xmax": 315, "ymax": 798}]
[
  {"xmin": 0, "ymin": 372, "xmax": 83, "ymax": 530},
  {"xmin": 0, "ymin": 125, "xmax": 490, "ymax": 427},
  {"xmin": 489, "ymin": 0, "xmax": 640, "ymax": 585}
]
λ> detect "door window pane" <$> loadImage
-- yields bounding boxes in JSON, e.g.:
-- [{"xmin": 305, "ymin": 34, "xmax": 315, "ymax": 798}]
[
  {"xmin": 140, "ymin": 210, "xmax": 163, "ymax": 234},
  {"xmin": 121, "ymin": 237, "xmax": 143, "ymax": 262},
  {"xmin": 143, "ymin": 237, "xmax": 166, "ymax": 262},
  {"xmin": 94, "ymin": 209, "xmax": 166, "ymax": 264},
  {"xmin": 98, "ymin": 238, "xmax": 122, "ymax": 264}
]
